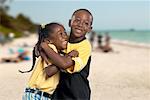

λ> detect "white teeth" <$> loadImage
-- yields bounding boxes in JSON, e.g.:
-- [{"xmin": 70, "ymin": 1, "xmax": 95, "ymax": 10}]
[{"xmin": 76, "ymin": 29, "xmax": 82, "ymax": 33}]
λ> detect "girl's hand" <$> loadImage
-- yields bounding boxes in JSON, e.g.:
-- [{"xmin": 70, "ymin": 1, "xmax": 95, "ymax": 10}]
[{"xmin": 67, "ymin": 50, "xmax": 79, "ymax": 58}]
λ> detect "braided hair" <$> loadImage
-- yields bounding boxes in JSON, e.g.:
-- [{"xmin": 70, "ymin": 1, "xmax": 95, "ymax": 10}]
[{"xmin": 19, "ymin": 22, "xmax": 62, "ymax": 73}]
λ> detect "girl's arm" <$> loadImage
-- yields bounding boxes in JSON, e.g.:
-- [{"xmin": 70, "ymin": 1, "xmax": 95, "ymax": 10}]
[
  {"xmin": 40, "ymin": 42, "xmax": 75, "ymax": 69},
  {"xmin": 40, "ymin": 51, "xmax": 59, "ymax": 77},
  {"xmin": 45, "ymin": 65, "xmax": 59, "ymax": 78},
  {"xmin": 44, "ymin": 50, "xmax": 79, "ymax": 78},
  {"xmin": 40, "ymin": 50, "xmax": 49, "ymax": 65},
  {"xmin": 40, "ymin": 45, "xmax": 78, "ymax": 77}
]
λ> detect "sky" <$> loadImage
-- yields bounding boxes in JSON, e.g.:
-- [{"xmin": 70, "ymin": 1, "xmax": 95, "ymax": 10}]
[{"xmin": 6, "ymin": 0, "xmax": 150, "ymax": 30}]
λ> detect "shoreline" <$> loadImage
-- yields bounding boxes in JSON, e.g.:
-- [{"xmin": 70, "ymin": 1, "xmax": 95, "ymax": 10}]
[
  {"xmin": 1, "ymin": 34, "xmax": 150, "ymax": 49},
  {"xmin": 111, "ymin": 39, "xmax": 150, "ymax": 49},
  {"xmin": 86, "ymin": 34, "xmax": 150, "ymax": 49}
]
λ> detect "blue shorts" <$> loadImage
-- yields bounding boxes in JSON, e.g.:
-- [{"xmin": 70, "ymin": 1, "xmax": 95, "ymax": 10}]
[{"xmin": 22, "ymin": 88, "xmax": 52, "ymax": 100}]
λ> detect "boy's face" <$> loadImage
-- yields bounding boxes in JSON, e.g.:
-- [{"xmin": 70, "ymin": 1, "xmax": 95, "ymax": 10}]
[
  {"xmin": 49, "ymin": 25, "xmax": 68, "ymax": 50},
  {"xmin": 70, "ymin": 10, "xmax": 92, "ymax": 38}
]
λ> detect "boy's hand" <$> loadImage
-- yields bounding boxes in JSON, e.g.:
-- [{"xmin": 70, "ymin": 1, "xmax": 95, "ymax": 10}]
[
  {"xmin": 40, "ymin": 39, "xmax": 50, "ymax": 49},
  {"xmin": 40, "ymin": 42, "xmax": 48, "ymax": 49},
  {"xmin": 67, "ymin": 50, "xmax": 79, "ymax": 58}
]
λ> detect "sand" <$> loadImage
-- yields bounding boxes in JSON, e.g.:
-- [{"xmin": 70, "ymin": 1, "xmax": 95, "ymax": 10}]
[{"xmin": 0, "ymin": 34, "xmax": 150, "ymax": 100}]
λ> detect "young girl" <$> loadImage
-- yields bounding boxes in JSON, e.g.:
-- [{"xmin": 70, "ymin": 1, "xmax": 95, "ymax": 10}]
[{"xmin": 22, "ymin": 22, "xmax": 78, "ymax": 100}]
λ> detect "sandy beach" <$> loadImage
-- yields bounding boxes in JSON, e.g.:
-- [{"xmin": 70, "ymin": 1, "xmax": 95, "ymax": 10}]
[{"xmin": 0, "ymin": 34, "xmax": 150, "ymax": 100}]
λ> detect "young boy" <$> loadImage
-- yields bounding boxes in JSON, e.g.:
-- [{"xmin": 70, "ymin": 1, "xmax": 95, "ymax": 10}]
[{"xmin": 41, "ymin": 9, "xmax": 93, "ymax": 100}]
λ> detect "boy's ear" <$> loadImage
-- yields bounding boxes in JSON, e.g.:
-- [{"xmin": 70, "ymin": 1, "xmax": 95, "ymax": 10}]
[
  {"xmin": 69, "ymin": 19, "xmax": 71, "ymax": 27},
  {"xmin": 87, "ymin": 26, "xmax": 93, "ymax": 33}
]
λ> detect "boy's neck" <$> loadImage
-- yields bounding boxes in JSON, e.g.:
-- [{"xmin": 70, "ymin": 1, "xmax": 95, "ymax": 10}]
[{"xmin": 69, "ymin": 34, "xmax": 85, "ymax": 43}]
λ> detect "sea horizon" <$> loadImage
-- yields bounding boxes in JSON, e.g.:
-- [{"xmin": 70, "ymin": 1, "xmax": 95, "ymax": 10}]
[{"xmin": 93, "ymin": 30, "xmax": 150, "ymax": 45}]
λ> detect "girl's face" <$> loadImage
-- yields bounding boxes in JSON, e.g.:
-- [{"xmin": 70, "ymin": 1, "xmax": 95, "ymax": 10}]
[{"xmin": 49, "ymin": 25, "xmax": 68, "ymax": 50}]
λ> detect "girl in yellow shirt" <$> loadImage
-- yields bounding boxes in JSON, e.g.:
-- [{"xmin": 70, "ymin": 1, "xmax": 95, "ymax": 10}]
[{"xmin": 22, "ymin": 22, "xmax": 77, "ymax": 100}]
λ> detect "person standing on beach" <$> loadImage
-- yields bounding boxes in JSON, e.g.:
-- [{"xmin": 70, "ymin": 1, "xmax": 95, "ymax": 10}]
[
  {"xmin": 102, "ymin": 32, "xmax": 113, "ymax": 52},
  {"xmin": 105, "ymin": 32, "xmax": 111, "ymax": 46},
  {"xmin": 40, "ymin": 9, "xmax": 93, "ymax": 100},
  {"xmin": 89, "ymin": 30, "xmax": 96, "ymax": 48},
  {"xmin": 97, "ymin": 33, "xmax": 103, "ymax": 49}
]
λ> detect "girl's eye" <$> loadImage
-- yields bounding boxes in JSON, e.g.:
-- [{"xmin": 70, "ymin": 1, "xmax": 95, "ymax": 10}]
[
  {"xmin": 60, "ymin": 32, "xmax": 65, "ymax": 37},
  {"xmin": 60, "ymin": 33, "xmax": 63, "ymax": 35},
  {"xmin": 64, "ymin": 31, "xmax": 67, "ymax": 33}
]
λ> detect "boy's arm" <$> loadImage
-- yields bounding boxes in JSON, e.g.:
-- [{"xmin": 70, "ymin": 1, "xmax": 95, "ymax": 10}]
[{"xmin": 40, "ymin": 42, "xmax": 75, "ymax": 69}]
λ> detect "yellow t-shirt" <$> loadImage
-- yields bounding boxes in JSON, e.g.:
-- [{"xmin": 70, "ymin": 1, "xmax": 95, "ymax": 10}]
[
  {"xmin": 27, "ymin": 44, "xmax": 59, "ymax": 94},
  {"xmin": 66, "ymin": 39, "xmax": 91, "ymax": 73}
]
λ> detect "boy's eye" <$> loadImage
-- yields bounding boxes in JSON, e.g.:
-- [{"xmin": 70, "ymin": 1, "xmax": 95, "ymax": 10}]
[
  {"xmin": 85, "ymin": 22, "xmax": 89, "ymax": 26},
  {"xmin": 75, "ymin": 18, "xmax": 80, "ymax": 22}
]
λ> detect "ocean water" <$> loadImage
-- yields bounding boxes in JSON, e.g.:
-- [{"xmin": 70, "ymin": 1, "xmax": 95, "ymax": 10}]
[{"xmin": 95, "ymin": 30, "xmax": 150, "ymax": 44}]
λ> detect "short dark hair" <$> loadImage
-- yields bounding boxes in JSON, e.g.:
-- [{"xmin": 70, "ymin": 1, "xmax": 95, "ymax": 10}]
[{"xmin": 72, "ymin": 9, "xmax": 93, "ymax": 25}]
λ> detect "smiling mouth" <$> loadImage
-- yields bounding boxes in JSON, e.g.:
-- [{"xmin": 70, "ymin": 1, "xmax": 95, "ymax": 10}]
[{"xmin": 75, "ymin": 28, "xmax": 82, "ymax": 33}]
